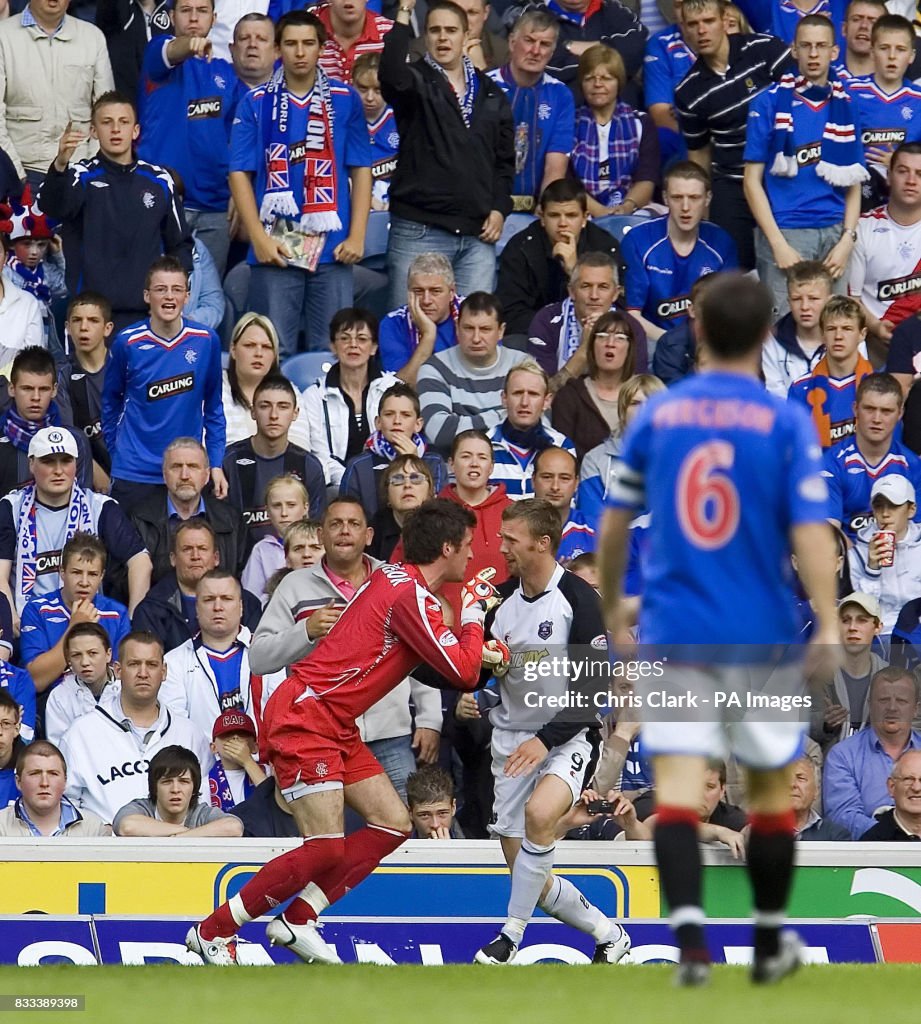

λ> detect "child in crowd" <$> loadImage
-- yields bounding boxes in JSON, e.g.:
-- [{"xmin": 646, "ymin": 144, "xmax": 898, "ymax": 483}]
[
  {"xmin": 209, "ymin": 711, "xmax": 267, "ymax": 812},
  {"xmin": 352, "ymin": 53, "xmax": 399, "ymax": 212},
  {"xmin": 3, "ymin": 191, "xmax": 66, "ymax": 351},
  {"xmin": 283, "ymin": 519, "xmax": 323, "ymax": 570},
  {"xmin": 788, "ymin": 296, "xmax": 873, "ymax": 448},
  {"xmin": 241, "ymin": 475, "xmax": 310, "ymax": 601}
]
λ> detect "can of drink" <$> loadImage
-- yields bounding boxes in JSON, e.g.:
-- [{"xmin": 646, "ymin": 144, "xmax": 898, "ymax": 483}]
[{"xmin": 876, "ymin": 530, "xmax": 896, "ymax": 568}]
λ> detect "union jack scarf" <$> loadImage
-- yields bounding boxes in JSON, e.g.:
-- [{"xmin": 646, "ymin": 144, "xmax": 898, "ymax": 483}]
[
  {"xmin": 15, "ymin": 481, "xmax": 93, "ymax": 613},
  {"xmin": 570, "ymin": 102, "xmax": 641, "ymax": 207},
  {"xmin": 208, "ymin": 758, "xmax": 255, "ymax": 812},
  {"xmin": 769, "ymin": 75, "xmax": 868, "ymax": 188},
  {"xmin": 259, "ymin": 66, "xmax": 341, "ymax": 234},
  {"xmin": 424, "ymin": 53, "xmax": 478, "ymax": 127}
]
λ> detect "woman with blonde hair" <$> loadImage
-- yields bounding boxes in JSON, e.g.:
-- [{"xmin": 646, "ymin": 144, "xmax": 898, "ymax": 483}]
[
  {"xmin": 221, "ymin": 312, "xmax": 311, "ymax": 449},
  {"xmin": 571, "ymin": 45, "xmax": 660, "ymax": 219}
]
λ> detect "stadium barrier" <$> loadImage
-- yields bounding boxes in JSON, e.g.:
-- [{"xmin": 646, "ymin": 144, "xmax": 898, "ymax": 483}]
[
  {"xmin": 3, "ymin": 840, "xmax": 921, "ymax": 922},
  {"xmin": 1, "ymin": 917, "xmax": 899, "ymax": 966}
]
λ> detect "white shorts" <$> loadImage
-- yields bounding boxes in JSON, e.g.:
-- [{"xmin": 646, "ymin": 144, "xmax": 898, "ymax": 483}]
[
  {"xmin": 489, "ymin": 727, "xmax": 595, "ymax": 839},
  {"xmin": 637, "ymin": 662, "xmax": 807, "ymax": 771}
]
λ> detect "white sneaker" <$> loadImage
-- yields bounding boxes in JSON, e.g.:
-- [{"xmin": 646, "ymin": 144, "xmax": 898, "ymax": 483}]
[
  {"xmin": 185, "ymin": 925, "xmax": 237, "ymax": 966},
  {"xmin": 592, "ymin": 924, "xmax": 632, "ymax": 964},
  {"xmin": 266, "ymin": 916, "xmax": 343, "ymax": 964}
]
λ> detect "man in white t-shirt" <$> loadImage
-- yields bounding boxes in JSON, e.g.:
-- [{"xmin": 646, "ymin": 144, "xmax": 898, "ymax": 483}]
[{"xmin": 849, "ymin": 142, "xmax": 921, "ymax": 358}]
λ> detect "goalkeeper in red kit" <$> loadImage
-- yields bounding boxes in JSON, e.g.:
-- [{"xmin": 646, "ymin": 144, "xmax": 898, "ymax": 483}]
[{"xmin": 186, "ymin": 499, "xmax": 509, "ymax": 965}]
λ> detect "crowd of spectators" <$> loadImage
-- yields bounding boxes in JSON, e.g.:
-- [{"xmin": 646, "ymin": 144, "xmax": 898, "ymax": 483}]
[{"xmin": 3, "ymin": 0, "xmax": 921, "ymax": 845}]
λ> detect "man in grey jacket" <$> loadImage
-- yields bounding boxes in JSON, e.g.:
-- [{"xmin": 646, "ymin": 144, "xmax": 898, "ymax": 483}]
[{"xmin": 250, "ymin": 496, "xmax": 443, "ymax": 799}]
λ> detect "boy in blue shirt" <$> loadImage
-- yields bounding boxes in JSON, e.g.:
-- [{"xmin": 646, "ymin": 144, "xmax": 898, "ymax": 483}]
[
  {"xmin": 599, "ymin": 272, "xmax": 841, "ymax": 986},
  {"xmin": 744, "ymin": 14, "xmax": 866, "ymax": 315},
  {"xmin": 622, "ymin": 160, "xmax": 737, "ymax": 343},
  {"xmin": 849, "ymin": 13, "xmax": 921, "ymax": 211},
  {"xmin": 229, "ymin": 9, "xmax": 372, "ymax": 359},
  {"xmin": 101, "ymin": 255, "xmax": 226, "ymax": 514},
  {"xmin": 352, "ymin": 52, "xmax": 398, "ymax": 211},
  {"xmin": 138, "ymin": 0, "xmax": 242, "ymax": 275},
  {"xmin": 788, "ymin": 294, "xmax": 873, "ymax": 446}
]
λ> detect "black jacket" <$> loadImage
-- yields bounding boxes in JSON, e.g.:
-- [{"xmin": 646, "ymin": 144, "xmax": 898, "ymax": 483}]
[
  {"xmin": 129, "ymin": 492, "xmax": 248, "ymax": 585},
  {"xmin": 380, "ymin": 23, "xmax": 514, "ymax": 235},
  {"xmin": 97, "ymin": 0, "xmax": 171, "ymax": 96},
  {"xmin": 132, "ymin": 572, "xmax": 263, "ymax": 655},
  {"xmin": 497, "ymin": 220, "xmax": 620, "ymax": 336},
  {"xmin": 36, "ymin": 155, "xmax": 193, "ymax": 319}
]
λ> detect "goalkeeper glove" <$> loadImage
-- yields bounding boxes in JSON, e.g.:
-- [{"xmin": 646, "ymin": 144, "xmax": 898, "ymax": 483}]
[
  {"xmin": 460, "ymin": 567, "xmax": 501, "ymax": 624},
  {"xmin": 481, "ymin": 638, "xmax": 511, "ymax": 677}
]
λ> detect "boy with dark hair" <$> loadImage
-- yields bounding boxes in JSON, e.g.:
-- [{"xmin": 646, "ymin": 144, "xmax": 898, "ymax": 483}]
[
  {"xmin": 223, "ymin": 375, "xmax": 327, "ymax": 544},
  {"xmin": 36, "ymin": 90, "xmax": 193, "ymax": 332},
  {"xmin": 407, "ymin": 764, "xmax": 464, "ymax": 838},
  {"xmin": 0, "ymin": 346, "xmax": 93, "ymax": 497},
  {"xmin": 340, "ymin": 382, "xmax": 448, "ymax": 517},
  {"xmin": 63, "ymin": 292, "xmax": 115, "ymax": 492},
  {"xmin": 20, "ymin": 531, "xmax": 130, "ymax": 695},
  {"xmin": 229, "ymin": 8, "xmax": 372, "ymax": 359}
]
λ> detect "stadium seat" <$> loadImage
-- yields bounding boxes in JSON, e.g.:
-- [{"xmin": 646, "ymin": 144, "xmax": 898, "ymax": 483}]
[
  {"xmin": 593, "ymin": 214, "xmax": 647, "ymax": 242},
  {"xmin": 361, "ymin": 210, "xmax": 391, "ymax": 271},
  {"xmin": 496, "ymin": 213, "xmax": 537, "ymax": 256},
  {"xmin": 282, "ymin": 352, "xmax": 334, "ymax": 390}
]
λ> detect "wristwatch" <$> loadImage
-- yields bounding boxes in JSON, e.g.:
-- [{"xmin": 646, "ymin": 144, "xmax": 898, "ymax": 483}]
[{"xmin": 842, "ymin": 228, "xmax": 857, "ymax": 242}]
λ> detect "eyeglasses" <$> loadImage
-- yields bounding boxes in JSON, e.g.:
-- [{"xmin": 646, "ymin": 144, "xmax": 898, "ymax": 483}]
[
  {"xmin": 583, "ymin": 74, "xmax": 617, "ymax": 85},
  {"xmin": 0, "ymin": 719, "xmax": 20, "ymax": 732},
  {"xmin": 334, "ymin": 333, "xmax": 374, "ymax": 345},
  {"xmin": 389, "ymin": 473, "xmax": 426, "ymax": 486}
]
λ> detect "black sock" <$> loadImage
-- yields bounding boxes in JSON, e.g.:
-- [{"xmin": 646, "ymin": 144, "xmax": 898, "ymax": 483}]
[
  {"xmin": 748, "ymin": 812, "xmax": 796, "ymax": 960},
  {"xmin": 655, "ymin": 810, "xmax": 706, "ymax": 957}
]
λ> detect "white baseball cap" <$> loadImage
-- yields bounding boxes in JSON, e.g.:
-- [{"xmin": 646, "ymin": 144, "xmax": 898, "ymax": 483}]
[
  {"xmin": 28, "ymin": 427, "xmax": 78, "ymax": 461},
  {"xmin": 838, "ymin": 592, "xmax": 882, "ymax": 621},
  {"xmin": 870, "ymin": 475, "xmax": 916, "ymax": 507}
]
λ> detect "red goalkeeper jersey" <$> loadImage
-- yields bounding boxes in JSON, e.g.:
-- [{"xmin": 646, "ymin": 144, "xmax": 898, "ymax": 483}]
[{"xmin": 263, "ymin": 562, "xmax": 483, "ymax": 731}]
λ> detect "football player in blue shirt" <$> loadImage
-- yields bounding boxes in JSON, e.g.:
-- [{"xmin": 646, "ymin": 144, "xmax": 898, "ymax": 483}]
[
  {"xmin": 138, "ymin": 0, "xmax": 242, "ymax": 275},
  {"xmin": 488, "ymin": 9, "xmax": 574, "ymax": 210},
  {"xmin": 599, "ymin": 273, "xmax": 841, "ymax": 985},
  {"xmin": 622, "ymin": 160, "xmax": 737, "ymax": 343},
  {"xmin": 101, "ymin": 255, "xmax": 227, "ymax": 514},
  {"xmin": 229, "ymin": 9, "xmax": 372, "ymax": 360},
  {"xmin": 849, "ymin": 14, "xmax": 921, "ymax": 210}
]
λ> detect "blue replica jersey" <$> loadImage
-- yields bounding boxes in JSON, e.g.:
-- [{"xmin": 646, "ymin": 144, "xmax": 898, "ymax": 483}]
[
  {"xmin": 138, "ymin": 38, "xmax": 242, "ymax": 211},
  {"xmin": 19, "ymin": 589, "xmax": 130, "ymax": 685},
  {"xmin": 368, "ymin": 106, "xmax": 399, "ymax": 206},
  {"xmin": 487, "ymin": 67, "xmax": 575, "ymax": 200},
  {"xmin": 0, "ymin": 661, "xmax": 35, "ymax": 745},
  {"xmin": 558, "ymin": 510, "xmax": 596, "ymax": 564},
  {"xmin": 643, "ymin": 25, "xmax": 695, "ymax": 108},
  {"xmin": 787, "ymin": 357, "xmax": 872, "ymax": 448},
  {"xmin": 379, "ymin": 308, "xmax": 458, "ymax": 373},
  {"xmin": 229, "ymin": 78, "xmax": 372, "ymax": 266},
  {"xmin": 202, "ymin": 642, "xmax": 246, "ymax": 712},
  {"xmin": 101, "ymin": 317, "xmax": 226, "ymax": 484},
  {"xmin": 771, "ymin": 0, "xmax": 847, "ymax": 46},
  {"xmin": 822, "ymin": 437, "xmax": 921, "ymax": 536},
  {"xmin": 848, "ymin": 79, "xmax": 921, "ymax": 174},
  {"xmin": 606, "ymin": 372, "xmax": 831, "ymax": 645},
  {"xmin": 745, "ymin": 81, "xmax": 860, "ymax": 229},
  {"xmin": 621, "ymin": 215, "xmax": 738, "ymax": 331}
]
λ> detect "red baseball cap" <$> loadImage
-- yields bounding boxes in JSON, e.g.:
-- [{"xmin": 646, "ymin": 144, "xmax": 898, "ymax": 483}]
[{"xmin": 212, "ymin": 711, "xmax": 257, "ymax": 741}]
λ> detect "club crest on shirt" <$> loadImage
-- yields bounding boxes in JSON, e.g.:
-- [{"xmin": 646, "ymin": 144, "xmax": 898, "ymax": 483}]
[
  {"xmin": 903, "ymin": 106, "xmax": 915, "ymax": 122},
  {"xmin": 315, "ymin": 761, "xmax": 329, "ymax": 778},
  {"xmin": 152, "ymin": 9, "xmax": 170, "ymax": 30},
  {"xmin": 538, "ymin": 620, "xmax": 553, "ymax": 640},
  {"xmin": 538, "ymin": 103, "xmax": 551, "ymax": 121},
  {"xmin": 142, "ymin": 192, "xmax": 155, "ymax": 209},
  {"xmin": 185, "ymin": 348, "xmax": 198, "ymax": 365}
]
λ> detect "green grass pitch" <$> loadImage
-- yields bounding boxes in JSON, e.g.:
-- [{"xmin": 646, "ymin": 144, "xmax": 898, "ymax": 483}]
[{"xmin": 1, "ymin": 964, "xmax": 919, "ymax": 1024}]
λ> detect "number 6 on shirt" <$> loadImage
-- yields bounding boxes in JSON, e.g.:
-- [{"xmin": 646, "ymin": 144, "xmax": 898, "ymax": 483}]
[{"xmin": 676, "ymin": 441, "xmax": 740, "ymax": 550}]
